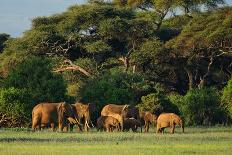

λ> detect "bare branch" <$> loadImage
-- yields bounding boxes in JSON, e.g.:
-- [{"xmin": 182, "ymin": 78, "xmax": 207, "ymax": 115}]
[
  {"xmin": 53, "ymin": 59, "xmax": 91, "ymax": 77},
  {"xmin": 40, "ymin": 36, "xmax": 77, "ymax": 56}
]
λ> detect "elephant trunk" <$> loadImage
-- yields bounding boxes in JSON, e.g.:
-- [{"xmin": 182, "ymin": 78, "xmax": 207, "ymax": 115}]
[
  {"xmin": 120, "ymin": 121, "xmax": 123, "ymax": 131},
  {"xmin": 58, "ymin": 108, "xmax": 64, "ymax": 132}
]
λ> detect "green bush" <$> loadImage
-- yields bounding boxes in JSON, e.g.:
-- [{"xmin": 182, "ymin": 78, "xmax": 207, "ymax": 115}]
[
  {"xmin": 168, "ymin": 94, "xmax": 184, "ymax": 116},
  {"xmin": 137, "ymin": 85, "xmax": 180, "ymax": 115},
  {"xmin": 0, "ymin": 87, "xmax": 34, "ymax": 127},
  {"xmin": 222, "ymin": 77, "xmax": 232, "ymax": 118},
  {"xmin": 4, "ymin": 56, "xmax": 67, "ymax": 103},
  {"xmin": 182, "ymin": 87, "xmax": 225, "ymax": 126}
]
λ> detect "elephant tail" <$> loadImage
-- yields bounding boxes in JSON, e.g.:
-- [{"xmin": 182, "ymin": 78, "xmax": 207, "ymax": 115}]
[{"xmin": 180, "ymin": 119, "xmax": 184, "ymax": 133}]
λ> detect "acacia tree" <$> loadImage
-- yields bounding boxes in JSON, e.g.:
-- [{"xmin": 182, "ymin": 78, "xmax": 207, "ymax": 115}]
[
  {"xmin": 113, "ymin": 0, "xmax": 224, "ymax": 30},
  {"xmin": 165, "ymin": 7, "xmax": 232, "ymax": 91}
]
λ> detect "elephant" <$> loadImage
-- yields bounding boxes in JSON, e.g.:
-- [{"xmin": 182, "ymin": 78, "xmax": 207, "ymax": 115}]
[
  {"xmin": 101, "ymin": 104, "xmax": 142, "ymax": 131},
  {"xmin": 97, "ymin": 116, "xmax": 120, "ymax": 132},
  {"xmin": 32, "ymin": 102, "xmax": 80, "ymax": 132},
  {"xmin": 101, "ymin": 104, "xmax": 129, "ymax": 131},
  {"xmin": 70, "ymin": 102, "xmax": 94, "ymax": 132},
  {"xmin": 156, "ymin": 113, "xmax": 184, "ymax": 134},
  {"xmin": 123, "ymin": 118, "xmax": 141, "ymax": 132},
  {"xmin": 140, "ymin": 111, "xmax": 157, "ymax": 132}
]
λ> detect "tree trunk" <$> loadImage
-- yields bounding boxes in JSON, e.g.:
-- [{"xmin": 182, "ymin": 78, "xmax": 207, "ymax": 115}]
[
  {"xmin": 184, "ymin": 67, "xmax": 194, "ymax": 90},
  {"xmin": 119, "ymin": 56, "xmax": 130, "ymax": 71}
]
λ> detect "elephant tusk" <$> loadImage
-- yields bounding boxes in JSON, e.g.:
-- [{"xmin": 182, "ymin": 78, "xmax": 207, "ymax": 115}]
[
  {"xmin": 85, "ymin": 120, "xmax": 90, "ymax": 128},
  {"xmin": 75, "ymin": 118, "xmax": 82, "ymax": 126},
  {"xmin": 90, "ymin": 120, "xmax": 95, "ymax": 128}
]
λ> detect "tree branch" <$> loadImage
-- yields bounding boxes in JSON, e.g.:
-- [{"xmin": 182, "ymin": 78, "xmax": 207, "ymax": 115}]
[{"xmin": 53, "ymin": 59, "xmax": 91, "ymax": 77}]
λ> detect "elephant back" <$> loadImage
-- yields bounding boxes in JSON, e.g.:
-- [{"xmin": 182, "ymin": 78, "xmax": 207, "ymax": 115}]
[{"xmin": 101, "ymin": 104, "xmax": 128, "ymax": 116}]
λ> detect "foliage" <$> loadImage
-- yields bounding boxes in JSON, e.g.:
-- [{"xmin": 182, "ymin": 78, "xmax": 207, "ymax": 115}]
[
  {"xmin": 182, "ymin": 87, "xmax": 225, "ymax": 125},
  {"xmin": 222, "ymin": 77, "xmax": 232, "ymax": 118},
  {"xmin": 0, "ymin": 87, "xmax": 34, "ymax": 127},
  {"xmin": 165, "ymin": 7, "xmax": 232, "ymax": 91},
  {"xmin": 62, "ymin": 58, "xmax": 99, "ymax": 97},
  {"xmin": 4, "ymin": 56, "xmax": 66, "ymax": 103},
  {"xmin": 137, "ymin": 84, "xmax": 180, "ymax": 115},
  {"xmin": 168, "ymin": 94, "xmax": 185, "ymax": 116},
  {"xmin": 0, "ymin": 33, "xmax": 10, "ymax": 53},
  {"xmin": 79, "ymin": 68, "xmax": 152, "ymax": 119}
]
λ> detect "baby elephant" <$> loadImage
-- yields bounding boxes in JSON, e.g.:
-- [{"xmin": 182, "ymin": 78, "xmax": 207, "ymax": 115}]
[
  {"xmin": 140, "ymin": 111, "xmax": 157, "ymax": 132},
  {"xmin": 97, "ymin": 116, "xmax": 120, "ymax": 132},
  {"xmin": 156, "ymin": 113, "xmax": 184, "ymax": 134},
  {"xmin": 123, "ymin": 118, "xmax": 141, "ymax": 132}
]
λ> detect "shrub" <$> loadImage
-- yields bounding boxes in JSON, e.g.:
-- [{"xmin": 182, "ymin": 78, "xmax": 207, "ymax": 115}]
[
  {"xmin": 137, "ymin": 85, "xmax": 180, "ymax": 115},
  {"xmin": 182, "ymin": 87, "xmax": 225, "ymax": 126},
  {"xmin": 222, "ymin": 77, "xmax": 232, "ymax": 119},
  {"xmin": 0, "ymin": 87, "xmax": 34, "ymax": 127},
  {"xmin": 168, "ymin": 94, "xmax": 184, "ymax": 116},
  {"xmin": 4, "ymin": 56, "xmax": 67, "ymax": 103}
]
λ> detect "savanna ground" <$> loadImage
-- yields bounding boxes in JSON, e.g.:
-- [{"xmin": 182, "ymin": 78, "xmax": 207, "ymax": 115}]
[{"xmin": 0, "ymin": 127, "xmax": 231, "ymax": 155}]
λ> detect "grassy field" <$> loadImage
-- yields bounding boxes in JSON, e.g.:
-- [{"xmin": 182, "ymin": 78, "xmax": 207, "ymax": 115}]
[{"xmin": 0, "ymin": 127, "xmax": 231, "ymax": 155}]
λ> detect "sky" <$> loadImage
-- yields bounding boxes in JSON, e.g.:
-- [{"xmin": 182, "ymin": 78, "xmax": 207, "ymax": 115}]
[
  {"xmin": 0, "ymin": 0, "xmax": 86, "ymax": 37},
  {"xmin": 0, "ymin": 0, "xmax": 232, "ymax": 37}
]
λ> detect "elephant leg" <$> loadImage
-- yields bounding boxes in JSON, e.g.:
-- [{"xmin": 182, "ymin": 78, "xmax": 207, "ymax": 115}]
[
  {"xmin": 84, "ymin": 124, "xmax": 87, "ymax": 132},
  {"xmin": 169, "ymin": 121, "xmax": 175, "ymax": 134},
  {"xmin": 106, "ymin": 124, "xmax": 110, "ymax": 132},
  {"xmin": 70, "ymin": 124, "xmax": 74, "ymax": 132},
  {"xmin": 58, "ymin": 123, "xmax": 63, "ymax": 132},
  {"xmin": 63, "ymin": 126, "xmax": 69, "ymax": 132},
  {"xmin": 34, "ymin": 124, "xmax": 41, "ymax": 131},
  {"xmin": 76, "ymin": 124, "xmax": 83, "ymax": 132},
  {"xmin": 170, "ymin": 125, "xmax": 175, "ymax": 134},
  {"xmin": 161, "ymin": 128, "xmax": 165, "ymax": 134},
  {"xmin": 156, "ymin": 124, "xmax": 161, "ymax": 133},
  {"xmin": 32, "ymin": 117, "xmax": 41, "ymax": 131},
  {"xmin": 147, "ymin": 123, "xmax": 150, "ymax": 132},
  {"xmin": 144, "ymin": 122, "xmax": 147, "ymax": 132},
  {"xmin": 50, "ymin": 123, "xmax": 55, "ymax": 131}
]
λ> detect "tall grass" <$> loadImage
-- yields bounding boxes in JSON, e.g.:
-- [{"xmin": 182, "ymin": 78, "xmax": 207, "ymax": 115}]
[{"xmin": 0, "ymin": 127, "xmax": 231, "ymax": 155}]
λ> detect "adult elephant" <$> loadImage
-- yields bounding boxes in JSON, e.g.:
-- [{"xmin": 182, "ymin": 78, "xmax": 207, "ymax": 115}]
[
  {"xmin": 156, "ymin": 113, "xmax": 184, "ymax": 134},
  {"xmin": 101, "ymin": 104, "xmax": 141, "ymax": 131},
  {"xmin": 70, "ymin": 102, "xmax": 94, "ymax": 132},
  {"xmin": 32, "ymin": 102, "xmax": 79, "ymax": 132},
  {"xmin": 140, "ymin": 111, "xmax": 157, "ymax": 132}
]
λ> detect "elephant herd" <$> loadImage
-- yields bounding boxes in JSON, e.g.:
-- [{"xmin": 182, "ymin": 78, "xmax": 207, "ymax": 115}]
[{"xmin": 32, "ymin": 102, "xmax": 184, "ymax": 134}]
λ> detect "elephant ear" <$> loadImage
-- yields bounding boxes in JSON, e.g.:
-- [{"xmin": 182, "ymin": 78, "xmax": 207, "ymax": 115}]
[{"xmin": 121, "ymin": 105, "xmax": 129, "ymax": 118}]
